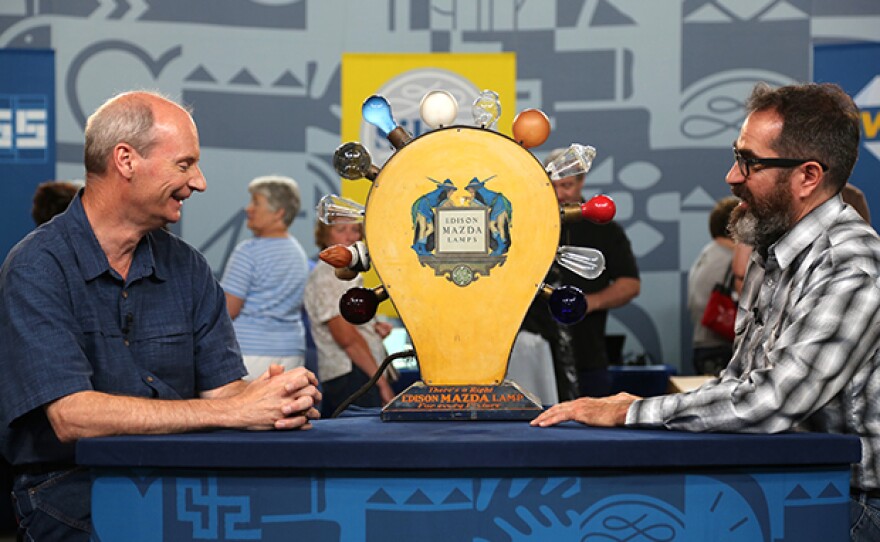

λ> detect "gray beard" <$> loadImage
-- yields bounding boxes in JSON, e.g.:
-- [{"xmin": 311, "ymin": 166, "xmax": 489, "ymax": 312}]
[{"xmin": 730, "ymin": 203, "xmax": 792, "ymax": 259}]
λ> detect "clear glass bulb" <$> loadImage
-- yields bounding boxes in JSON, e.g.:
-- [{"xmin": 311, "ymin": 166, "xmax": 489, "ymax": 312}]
[
  {"xmin": 333, "ymin": 142, "xmax": 373, "ymax": 180},
  {"xmin": 420, "ymin": 90, "xmax": 458, "ymax": 129},
  {"xmin": 546, "ymin": 144, "xmax": 597, "ymax": 180},
  {"xmin": 316, "ymin": 194, "xmax": 365, "ymax": 225},
  {"xmin": 556, "ymin": 245, "xmax": 605, "ymax": 279},
  {"xmin": 362, "ymin": 95, "xmax": 397, "ymax": 136},
  {"xmin": 471, "ymin": 89, "xmax": 501, "ymax": 129}
]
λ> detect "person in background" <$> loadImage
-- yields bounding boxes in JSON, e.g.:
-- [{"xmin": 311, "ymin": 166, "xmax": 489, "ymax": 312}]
[
  {"xmin": 304, "ymin": 220, "xmax": 395, "ymax": 417},
  {"xmin": 543, "ymin": 148, "xmax": 640, "ymax": 398},
  {"xmin": 531, "ymin": 82, "xmax": 880, "ymax": 541},
  {"xmin": 687, "ymin": 196, "xmax": 739, "ymax": 375},
  {"xmin": 31, "ymin": 180, "xmax": 80, "ymax": 226},
  {"xmin": 506, "ymin": 301, "xmax": 560, "ymax": 405},
  {"xmin": 0, "ymin": 90, "xmax": 321, "ymax": 541},
  {"xmin": 220, "ymin": 175, "xmax": 309, "ymax": 379}
]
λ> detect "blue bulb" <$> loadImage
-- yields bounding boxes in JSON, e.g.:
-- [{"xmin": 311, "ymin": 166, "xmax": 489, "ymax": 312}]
[
  {"xmin": 548, "ymin": 285, "xmax": 587, "ymax": 324},
  {"xmin": 362, "ymin": 95, "xmax": 398, "ymax": 136}
]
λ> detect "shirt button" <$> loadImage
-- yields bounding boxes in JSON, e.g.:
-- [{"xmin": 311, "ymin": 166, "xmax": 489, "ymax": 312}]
[
  {"xmin": 123, "ymin": 339, "xmax": 130, "ymax": 347},
  {"xmin": 146, "ymin": 376, "xmax": 154, "ymax": 383},
  {"xmin": 122, "ymin": 290, "xmax": 128, "ymax": 299}
]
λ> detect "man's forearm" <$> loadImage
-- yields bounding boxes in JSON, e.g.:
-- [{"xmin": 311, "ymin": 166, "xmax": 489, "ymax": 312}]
[
  {"xmin": 45, "ymin": 368, "xmax": 320, "ymax": 442},
  {"xmin": 45, "ymin": 390, "xmax": 242, "ymax": 442},
  {"xmin": 586, "ymin": 277, "xmax": 640, "ymax": 312}
]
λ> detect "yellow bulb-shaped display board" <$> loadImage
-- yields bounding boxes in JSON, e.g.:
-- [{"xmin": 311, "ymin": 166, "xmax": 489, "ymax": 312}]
[{"xmin": 364, "ymin": 126, "xmax": 559, "ymax": 420}]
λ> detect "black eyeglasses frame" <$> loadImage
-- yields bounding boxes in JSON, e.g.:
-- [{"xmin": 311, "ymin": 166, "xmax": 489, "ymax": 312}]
[{"xmin": 732, "ymin": 146, "xmax": 828, "ymax": 178}]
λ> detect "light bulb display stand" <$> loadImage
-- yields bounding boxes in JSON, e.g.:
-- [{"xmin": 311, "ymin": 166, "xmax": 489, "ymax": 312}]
[
  {"xmin": 323, "ymin": 93, "xmax": 611, "ymax": 421},
  {"xmin": 363, "ymin": 126, "xmax": 559, "ymax": 421}
]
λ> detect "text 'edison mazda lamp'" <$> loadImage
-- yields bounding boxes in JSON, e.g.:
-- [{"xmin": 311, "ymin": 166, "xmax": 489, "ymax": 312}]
[{"xmin": 320, "ymin": 91, "xmax": 616, "ymax": 421}]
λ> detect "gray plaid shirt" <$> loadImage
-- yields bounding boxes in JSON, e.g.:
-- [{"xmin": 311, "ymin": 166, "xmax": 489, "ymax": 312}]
[{"xmin": 628, "ymin": 194, "xmax": 880, "ymax": 491}]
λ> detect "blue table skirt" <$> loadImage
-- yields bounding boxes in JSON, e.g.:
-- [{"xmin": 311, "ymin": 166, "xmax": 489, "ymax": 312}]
[{"xmin": 78, "ymin": 411, "xmax": 860, "ymax": 541}]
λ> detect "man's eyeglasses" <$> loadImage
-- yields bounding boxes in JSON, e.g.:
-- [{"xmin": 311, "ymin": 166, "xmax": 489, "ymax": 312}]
[{"xmin": 733, "ymin": 147, "xmax": 828, "ymax": 178}]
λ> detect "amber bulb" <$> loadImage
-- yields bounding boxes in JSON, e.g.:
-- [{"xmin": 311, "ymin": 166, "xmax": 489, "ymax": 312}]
[{"xmin": 511, "ymin": 108, "xmax": 550, "ymax": 149}]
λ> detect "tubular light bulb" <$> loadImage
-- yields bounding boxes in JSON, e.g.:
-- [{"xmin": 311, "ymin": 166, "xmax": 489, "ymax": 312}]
[
  {"xmin": 316, "ymin": 194, "xmax": 365, "ymax": 225},
  {"xmin": 556, "ymin": 246, "xmax": 606, "ymax": 280}
]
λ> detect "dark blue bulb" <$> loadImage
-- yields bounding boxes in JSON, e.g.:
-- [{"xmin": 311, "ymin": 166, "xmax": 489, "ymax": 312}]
[{"xmin": 548, "ymin": 285, "xmax": 587, "ymax": 324}]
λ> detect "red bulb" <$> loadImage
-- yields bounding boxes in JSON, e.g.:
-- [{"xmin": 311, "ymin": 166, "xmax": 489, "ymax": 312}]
[{"xmin": 580, "ymin": 194, "xmax": 616, "ymax": 224}]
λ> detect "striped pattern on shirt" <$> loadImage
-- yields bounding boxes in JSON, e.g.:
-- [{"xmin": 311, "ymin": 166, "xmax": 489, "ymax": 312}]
[{"xmin": 220, "ymin": 236, "xmax": 308, "ymax": 357}]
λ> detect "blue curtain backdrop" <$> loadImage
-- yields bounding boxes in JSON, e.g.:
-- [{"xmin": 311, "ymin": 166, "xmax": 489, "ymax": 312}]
[
  {"xmin": 814, "ymin": 43, "xmax": 880, "ymax": 230},
  {"xmin": 0, "ymin": 49, "xmax": 56, "ymax": 259}
]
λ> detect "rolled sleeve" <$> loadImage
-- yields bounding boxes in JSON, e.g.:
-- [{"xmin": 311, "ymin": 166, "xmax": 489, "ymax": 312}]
[{"xmin": 0, "ymin": 260, "xmax": 94, "ymax": 426}]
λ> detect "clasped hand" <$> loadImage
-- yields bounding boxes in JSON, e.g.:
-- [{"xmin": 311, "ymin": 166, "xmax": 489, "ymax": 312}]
[{"xmin": 239, "ymin": 365, "xmax": 322, "ymax": 431}]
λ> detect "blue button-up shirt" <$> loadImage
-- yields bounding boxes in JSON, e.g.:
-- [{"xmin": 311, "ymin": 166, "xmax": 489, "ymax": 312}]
[{"xmin": 0, "ymin": 192, "xmax": 245, "ymax": 465}]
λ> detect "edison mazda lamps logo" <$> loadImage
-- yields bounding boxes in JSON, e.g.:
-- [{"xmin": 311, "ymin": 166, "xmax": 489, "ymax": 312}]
[
  {"xmin": 854, "ymin": 75, "xmax": 880, "ymax": 163},
  {"xmin": 0, "ymin": 94, "xmax": 49, "ymax": 164}
]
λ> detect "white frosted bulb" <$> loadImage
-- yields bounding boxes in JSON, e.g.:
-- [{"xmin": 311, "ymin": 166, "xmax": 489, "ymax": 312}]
[{"xmin": 419, "ymin": 90, "xmax": 459, "ymax": 129}]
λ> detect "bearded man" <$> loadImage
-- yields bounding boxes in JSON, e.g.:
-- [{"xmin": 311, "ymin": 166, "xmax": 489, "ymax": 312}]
[{"xmin": 530, "ymin": 82, "xmax": 880, "ymax": 541}]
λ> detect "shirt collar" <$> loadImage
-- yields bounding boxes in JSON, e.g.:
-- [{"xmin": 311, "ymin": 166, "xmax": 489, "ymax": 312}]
[
  {"xmin": 64, "ymin": 191, "xmax": 163, "ymax": 283},
  {"xmin": 769, "ymin": 194, "xmax": 843, "ymax": 270}
]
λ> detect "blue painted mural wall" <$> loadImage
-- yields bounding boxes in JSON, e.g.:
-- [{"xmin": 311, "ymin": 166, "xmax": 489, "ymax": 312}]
[{"xmin": 1, "ymin": 0, "xmax": 878, "ymax": 373}]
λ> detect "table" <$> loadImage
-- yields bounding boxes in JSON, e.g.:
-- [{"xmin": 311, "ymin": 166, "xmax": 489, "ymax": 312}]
[
  {"xmin": 77, "ymin": 410, "xmax": 859, "ymax": 541},
  {"xmin": 608, "ymin": 364, "xmax": 676, "ymax": 397}
]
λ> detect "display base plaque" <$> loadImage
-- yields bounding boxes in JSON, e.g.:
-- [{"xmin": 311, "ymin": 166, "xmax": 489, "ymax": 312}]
[{"xmin": 381, "ymin": 380, "xmax": 543, "ymax": 421}]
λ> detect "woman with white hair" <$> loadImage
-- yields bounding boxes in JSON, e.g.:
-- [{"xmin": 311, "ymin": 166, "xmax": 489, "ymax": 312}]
[{"xmin": 221, "ymin": 175, "xmax": 309, "ymax": 378}]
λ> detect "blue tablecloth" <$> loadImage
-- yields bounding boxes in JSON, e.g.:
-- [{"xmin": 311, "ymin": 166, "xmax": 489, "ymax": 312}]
[{"xmin": 77, "ymin": 409, "xmax": 859, "ymax": 470}]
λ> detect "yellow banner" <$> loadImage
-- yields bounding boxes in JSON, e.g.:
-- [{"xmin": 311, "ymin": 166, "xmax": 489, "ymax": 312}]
[
  {"xmin": 341, "ymin": 52, "xmax": 517, "ymax": 204},
  {"xmin": 340, "ymin": 53, "xmax": 517, "ymax": 310}
]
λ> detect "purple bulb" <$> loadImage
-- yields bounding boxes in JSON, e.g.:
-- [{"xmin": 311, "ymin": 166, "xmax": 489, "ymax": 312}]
[
  {"xmin": 340, "ymin": 287, "xmax": 379, "ymax": 325},
  {"xmin": 548, "ymin": 285, "xmax": 587, "ymax": 324}
]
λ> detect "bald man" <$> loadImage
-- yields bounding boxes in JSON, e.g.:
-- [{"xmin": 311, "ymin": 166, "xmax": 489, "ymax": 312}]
[{"xmin": 0, "ymin": 91, "xmax": 321, "ymax": 540}]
